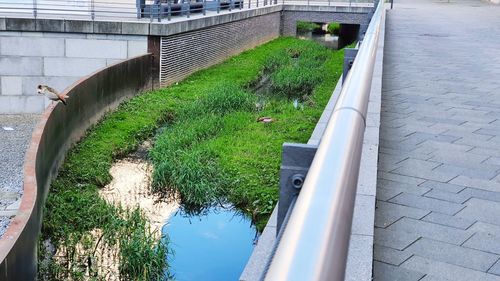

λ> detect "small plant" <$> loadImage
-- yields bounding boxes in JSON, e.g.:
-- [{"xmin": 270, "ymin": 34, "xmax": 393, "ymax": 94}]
[
  {"xmin": 296, "ymin": 21, "xmax": 321, "ymax": 32},
  {"xmin": 327, "ymin": 22, "xmax": 340, "ymax": 35}
]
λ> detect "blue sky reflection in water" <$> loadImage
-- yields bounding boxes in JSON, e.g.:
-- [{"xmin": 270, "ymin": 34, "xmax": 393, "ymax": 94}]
[{"xmin": 162, "ymin": 206, "xmax": 257, "ymax": 281}]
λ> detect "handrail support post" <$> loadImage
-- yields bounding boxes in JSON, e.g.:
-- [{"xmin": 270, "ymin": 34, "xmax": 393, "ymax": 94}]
[
  {"xmin": 277, "ymin": 143, "xmax": 317, "ymax": 234},
  {"xmin": 343, "ymin": 48, "xmax": 358, "ymax": 85}
]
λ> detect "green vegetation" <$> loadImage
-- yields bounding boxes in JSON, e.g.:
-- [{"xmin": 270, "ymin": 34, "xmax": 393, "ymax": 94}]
[
  {"xmin": 40, "ymin": 37, "xmax": 344, "ymax": 280},
  {"xmin": 327, "ymin": 22, "xmax": 341, "ymax": 35},
  {"xmin": 296, "ymin": 21, "xmax": 321, "ymax": 32}
]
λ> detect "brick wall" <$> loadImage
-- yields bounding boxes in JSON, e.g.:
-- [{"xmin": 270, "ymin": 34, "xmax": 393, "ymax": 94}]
[
  {"xmin": 0, "ymin": 32, "xmax": 147, "ymax": 113},
  {"xmin": 159, "ymin": 12, "xmax": 281, "ymax": 86}
]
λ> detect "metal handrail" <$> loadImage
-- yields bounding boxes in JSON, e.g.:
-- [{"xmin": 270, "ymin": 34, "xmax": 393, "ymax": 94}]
[{"xmin": 263, "ymin": 1, "xmax": 383, "ymax": 280}]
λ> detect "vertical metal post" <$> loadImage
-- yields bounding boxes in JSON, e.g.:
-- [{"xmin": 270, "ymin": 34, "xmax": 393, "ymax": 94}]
[
  {"xmin": 248, "ymin": 0, "xmax": 250, "ymax": 9},
  {"xmin": 33, "ymin": 0, "xmax": 37, "ymax": 18},
  {"xmin": 203, "ymin": 0, "xmax": 206, "ymax": 15},
  {"xmin": 90, "ymin": 0, "xmax": 95, "ymax": 20},
  {"xmin": 168, "ymin": 2, "xmax": 171, "ymax": 21},
  {"xmin": 256, "ymin": 0, "xmax": 258, "ymax": 8},
  {"xmin": 186, "ymin": 0, "xmax": 190, "ymax": 18},
  {"xmin": 277, "ymin": 143, "xmax": 317, "ymax": 233},
  {"xmin": 343, "ymin": 48, "xmax": 358, "ymax": 84},
  {"xmin": 217, "ymin": 0, "xmax": 220, "ymax": 13},
  {"xmin": 328, "ymin": 0, "xmax": 330, "ymax": 6},
  {"xmin": 158, "ymin": 3, "xmax": 161, "ymax": 22},
  {"xmin": 229, "ymin": 0, "xmax": 232, "ymax": 11},
  {"xmin": 391, "ymin": 0, "xmax": 393, "ymax": 9}
]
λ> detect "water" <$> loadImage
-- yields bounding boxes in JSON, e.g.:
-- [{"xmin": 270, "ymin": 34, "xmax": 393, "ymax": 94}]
[
  {"xmin": 297, "ymin": 31, "xmax": 339, "ymax": 50},
  {"xmin": 162, "ymin": 206, "xmax": 257, "ymax": 281}
]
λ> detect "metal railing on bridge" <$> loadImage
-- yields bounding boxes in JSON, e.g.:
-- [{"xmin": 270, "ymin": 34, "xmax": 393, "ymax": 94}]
[
  {"xmin": 0, "ymin": 0, "xmax": 372, "ymax": 22},
  {"xmin": 263, "ymin": 0, "xmax": 383, "ymax": 280}
]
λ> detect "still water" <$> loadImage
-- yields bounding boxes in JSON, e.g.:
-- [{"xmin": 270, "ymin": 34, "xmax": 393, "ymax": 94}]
[
  {"xmin": 162, "ymin": 206, "xmax": 257, "ymax": 281},
  {"xmin": 297, "ymin": 31, "xmax": 340, "ymax": 50}
]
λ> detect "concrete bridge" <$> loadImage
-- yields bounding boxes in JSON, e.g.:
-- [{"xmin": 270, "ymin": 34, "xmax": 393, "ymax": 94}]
[{"xmin": 1, "ymin": 0, "xmax": 500, "ymax": 280}]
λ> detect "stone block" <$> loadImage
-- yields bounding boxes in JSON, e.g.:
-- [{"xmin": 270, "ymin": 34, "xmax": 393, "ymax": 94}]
[
  {"xmin": 406, "ymin": 238, "xmax": 498, "ymax": 272},
  {"xmin": 64, "ymin": 20, "xmax": 93, "ymax": 33},
  {"xmin": 0, "ymin": 95, "xmax": 44, "ymax": 114},
  {"xmin": 489, "ymin": 260, "xmax": 500, "ymax": 276},
  {"xmin": 374, "ymin": 227, "xmax": 420, "ymax": 251},
  {"xmin": 456, "ymin": 198, "xmax": 500, "ymax": 226},
  {"xmin": 22, "ymin": 76, "xmax": 79, "ymax": 96},
  {"xmin": 35, "ymin": 19, "xmax": 64, "ymax": 32},
  {"xmin": 121, "ymin": 22, "xmax": 149, "ymax": 35},
  {"xmin": 351, "ymin": 194, "xmax": 375, "ymax": 236},
  {"xmin": 0, "ymin": 57, "xmax": 42, "ymax": 76},
  {"xmin": 401, "ymin": 256, "xmax": 500, "ymax": 281},
  {"xmin": 373, "ymin": 261, "xmax": 424, "ymax": 281},
  {"xmin": 387, "ymin": 217, "xmax": 470, "ymax": 245},
  {"xmin": 463, "ymin": 233, "xmax": 500, "ymax": 255},
  {"xmin": 5, "ymin": 18, "xmax": 35, "ymax": 31},
  {"xmin": 389, "ymin": 193, "xmax": 464, "ymax": 215},
  {"xmin": 93, "ymin": 21, "xmax": 122, "ymax": 34},
  {"xmin": 1, "ymin": 77, "xmax": 22, "ymax": 96},
  {"xmin": 345, "ymin": 235, "xmax": 373, "ymax": 281},
  {"xmin": 0, "ymin": 37, "xmax": 64, "ymax": 57},
  {"xmin": 375, "ymin": 200, "xmax": 429, "ymax": 228},
  {"xmin": 43, "ymin": 57, "xmax": 106, "ymax": 77},
  {"xmin": 66, "ymin": 39, "xmax": 127, "ymax": 59},
  {"xmin": 127, "ymin": 40, "xmax": 148, "ymax": 57},
  {"xmin": 374, "ymin": 244, "xmax": 412, "ymax": 266}
]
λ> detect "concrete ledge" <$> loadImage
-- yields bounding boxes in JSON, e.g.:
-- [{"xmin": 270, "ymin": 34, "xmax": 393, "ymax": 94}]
[
  {"xmin": 0, "ymin": 4, "xmax": 368, "ymax": 36},
  {"xmin": 0, "ymin": 54, "xmax": 155, "ymax": 281},
  {"xmin": 282, "ymin": 4, "xmax": 372, "ymax": 13}
]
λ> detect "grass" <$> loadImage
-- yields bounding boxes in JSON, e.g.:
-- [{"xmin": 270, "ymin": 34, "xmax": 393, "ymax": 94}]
[
  {"xmin": 40, "ymin": 37, "xmax": 344, "ymax": 279},
  {"xmin": 296, "ymin": 21, "xmax": 321, "ymax": 32},
  {"xmin": 327, "ymin": 22, "xmax": 340, "ymax": 35}
]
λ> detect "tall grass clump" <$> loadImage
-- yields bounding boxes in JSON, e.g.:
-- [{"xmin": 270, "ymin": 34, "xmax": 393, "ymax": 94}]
[
  {"xmin": 327, "ymin": 22, "xmax": 341, "ymax": 35},
  {"xmin": 296, "ymin": 21, "xmax": 321, "ymax": 32}
]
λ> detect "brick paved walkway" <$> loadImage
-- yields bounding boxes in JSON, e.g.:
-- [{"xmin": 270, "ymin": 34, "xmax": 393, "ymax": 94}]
[{"xmin": 374, "ymin": 0, "xmax": 500, "ymax": 280}]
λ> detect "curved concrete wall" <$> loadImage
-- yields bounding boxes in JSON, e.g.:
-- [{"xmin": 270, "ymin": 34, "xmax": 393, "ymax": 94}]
[{"xmin": 0, "ymin": 54, "xmax": 154, "ymax": 281}]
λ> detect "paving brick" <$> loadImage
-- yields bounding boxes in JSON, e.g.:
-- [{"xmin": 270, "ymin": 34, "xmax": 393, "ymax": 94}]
[
  {"xmin": 373, "ymin": 244, "xmax": 412, "ymax": 266},
  {"xmin": 375, "ymin": 200, "xmax": 429, "ymax": 228},
  {"xmin": 405, "ymin": 238, "xmax": 498, "ymax": 272},
  {"xmin": 389, "ymin": 193, "xmax": 464, "ymax": 215},
  {"xmin": 387, "ymin": 217, "xmax": 471, "ymax": 245},
  {"xmin": 422, "ymin": 212, "xmax": 475, "ymax": 230},
  {"xmin": 419, "ymin": 180, "xmax": 466, "ymax": 193},
  {"xmin": 456, "ymin": 198, "xmax": 500, "ymax": 226},
  {"xmin": 373, "ymin": 261, "xmax": 425, "ymax": 281},
  {"xmin": 378, "ymin": 171, "xmax": 426, "ymax": 186},
  {"xmin": 374, "ymin": 227, "xmax": 420, "ymax": 251},
  {"xmin": 401, "ymin": 256, "xmax": 500, "ymax": 281},
  {"xmin": 463, "ymin": 233, "xmax": 500, "ymax": 255},
  {"xmin": 376, "ymin": 187, "xmax": 401, "ymax": 201},
  {"xmin": 489, "ymin": 260, "xmax": 500, "ymax": 276},
  {"xmin": 377, "ymin": 178, "xmax": 431, "ymax": 196},
  {"xmin": 450, "ymin": 176, "xmax": 500, "ymax": 193},
  {"xmin": 433, "ymin": 164, "xmax": 499, "ymax": 181}
]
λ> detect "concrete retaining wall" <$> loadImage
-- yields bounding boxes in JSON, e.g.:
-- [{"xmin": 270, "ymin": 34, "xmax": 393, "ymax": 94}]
[
  {"xmin": 0, "ymin": 32, "xmax": 148, "ymax": 113},
  {"xmin": 0, "ymin": 54, "xmax": 154, "ymax": 281},
  {"xmin": 160, "ymin": 12, "xmax": 281, "ymax": 86},
  {"xmin": 281, "ymin": 6, "xmax": 369, "ymax": 36}
]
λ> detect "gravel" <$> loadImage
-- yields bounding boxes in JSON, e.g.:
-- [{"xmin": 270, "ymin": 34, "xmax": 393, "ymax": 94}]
[{"xmin": 0, "ymin": 114, "xmax": 40, "ymax": 237}]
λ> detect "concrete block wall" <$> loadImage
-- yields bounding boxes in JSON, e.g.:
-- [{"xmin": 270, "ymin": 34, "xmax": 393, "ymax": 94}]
[
  {"xmin": 0, "ymin": 32, "xmax": 147, "ymax": 113},
  {"xmin": 159, "ymin": 12, "xmax": 281, "ymax": 86},
  {"xmin": 281, "ymin": 7, "xmax": 369, "ymax": 36}
]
